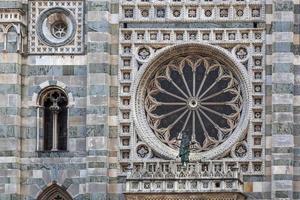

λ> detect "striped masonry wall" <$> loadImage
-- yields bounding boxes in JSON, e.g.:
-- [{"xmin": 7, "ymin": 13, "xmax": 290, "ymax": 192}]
[
  {"xmin": 293, "ymin": 0, "xmax": 300, "ymax": 199},
  {"xmin": 18, "ymin": 1, "xmax": 89, "ymax": 199},
  {"xmin": 86, "ymin": 0, "xmax": 120, "ymax": 199},
  {"xmin": 271, "ymin": 0, "xmax": 295, "ymax": 199},
  {"xmin": 0, "ymin": 52, "xmax": 22, "ymax": 199},
  {"xmin": 0, "ymin": 1, "xmax": 22, "ymax": 198},
  {"xmin": 1, "ymin": 0, "xmax": 300, "ymax": 199}
]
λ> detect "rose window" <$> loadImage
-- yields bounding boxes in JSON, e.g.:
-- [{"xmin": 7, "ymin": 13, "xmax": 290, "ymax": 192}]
[
  {"xmin": 134, "ymin": 44, "xmax": 250, "ymax": 160},
  {"xmin": 145, "ymin": 55, "xmax": 242, "ymax": 152},
  {"xmin": 37, "ymin": 7, "xmax": 76, "ymax": 47},
  {"xmin": 51, "ymin": 22, "xmax": 68, "ymax": 39}
]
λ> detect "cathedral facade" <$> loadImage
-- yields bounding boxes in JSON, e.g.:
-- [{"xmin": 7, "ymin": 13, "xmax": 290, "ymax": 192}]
[{"xmin": 0, "ymin": 0, "xmax": 298, "ymax": 199}]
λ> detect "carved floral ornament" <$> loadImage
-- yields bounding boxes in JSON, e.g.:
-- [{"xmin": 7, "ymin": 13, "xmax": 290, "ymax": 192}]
[
  {"xmin": 136, "ymin": 46, "xmax": 153, "ymax": 63},
  {"xmin": 133, "ymin": 43, "xmax": 251, "ymax": 161},
  {"xmin": 233, "ymin": 45, "xmax": 249, "ymax": 62}
]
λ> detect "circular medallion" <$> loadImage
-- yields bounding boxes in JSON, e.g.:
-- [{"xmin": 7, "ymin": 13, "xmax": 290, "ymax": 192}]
[
  {"xmin": 232, "ymin": 141, "xmax": 248, "ymax": 158},
  {"xmin": 37, "ymin": 7, "xmax": 76, "ymax": 47},
  {"xmin": 133, "ymin": 43, "xmax": 250, "ymax": 160},
  {"xmin": 205, "ymin": 9, "xmax": 212, "ymax": 17},
  {"xmin": 138, "ymin": 47, "xmax": 151, "ymax": 60},
  {"xmin": 173, "ymin": 10, "xmax": 181, "ymax": 17},
  {"xmin": 236, "ymin": 9, "xmax": 244, "ymax": 17},
  {"xmin": 141, "ymin": 9, "xmax": 149, "ymax": 17}
]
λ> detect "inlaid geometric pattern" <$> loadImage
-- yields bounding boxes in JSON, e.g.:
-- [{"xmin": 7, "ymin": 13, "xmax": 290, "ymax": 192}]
[{"xmin": 28, "ymin": 1, "xmax": 84, "ymax": 54}]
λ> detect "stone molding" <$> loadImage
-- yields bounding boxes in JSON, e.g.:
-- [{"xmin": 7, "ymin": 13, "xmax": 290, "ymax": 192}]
[
  {"xmin": 37, "ymin": 182, "xmax": 73, "ymax": 200},
  {"xmin": 0, "ymin": 9, "xmax": 25, "ymax": 24},
  {"xmin": 30, "ymin": 80, "xmax": 75, "ymax": 107},
  {"xmin": 125, "ymin": 193, "xmax": 246, "ymax": 200},
  {"xmin": 120, "ymin": 0, "xmax": 264, "ymax": 23}
]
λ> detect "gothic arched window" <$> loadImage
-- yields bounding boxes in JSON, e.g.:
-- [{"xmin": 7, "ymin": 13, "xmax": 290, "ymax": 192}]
[
  {"xmin": 37, "ymin": 87, "xmax": 68, "ymax": 151},
  {"xmin": 37, "ymin": 182, "xmax": 73, "ymax": 200}
]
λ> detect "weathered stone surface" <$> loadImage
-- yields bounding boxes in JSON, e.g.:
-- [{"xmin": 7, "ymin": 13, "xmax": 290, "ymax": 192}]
[{"xmin": 0, "ymin": 0, "xmax": 299, "ymax": 199}]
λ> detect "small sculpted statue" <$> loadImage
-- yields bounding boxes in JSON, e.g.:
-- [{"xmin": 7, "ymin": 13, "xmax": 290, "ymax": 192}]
[{"xmin": 179, "ymin": 131, "xmax": 191, "ymax": 167}]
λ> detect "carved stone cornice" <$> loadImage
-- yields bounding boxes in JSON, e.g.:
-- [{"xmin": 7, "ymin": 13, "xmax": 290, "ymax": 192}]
[
  {"xmin": 125, "ymin": 192, "xmax": 246, "ymax": 200},
  {"xmin": 125, "ymin": 161, "xmax": 244, "ymax": 195},
  {"xmin": 0, "ymin": 8, "xmax": 26, "ymax": 25}
]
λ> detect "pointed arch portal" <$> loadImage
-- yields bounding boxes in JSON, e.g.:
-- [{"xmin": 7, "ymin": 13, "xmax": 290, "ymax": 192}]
[{"xmin": 37, "ymin": 183, "xmax": 73, "ymax": 200}]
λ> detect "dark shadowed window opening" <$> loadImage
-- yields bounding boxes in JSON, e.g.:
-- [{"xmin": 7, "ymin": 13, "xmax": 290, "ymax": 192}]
[
  {"xmin": 40, "ymin": 88, "xmax": 68, "ymax": 151},
  {"xmin": 144, "ymin": 55, "xmax": 243, "ymax": 153}
]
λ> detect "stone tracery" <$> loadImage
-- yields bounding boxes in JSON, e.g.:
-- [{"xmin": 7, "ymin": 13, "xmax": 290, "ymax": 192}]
[
  {"xmin": 133, "ymin": 44, "xmax": 250, "ymax": 161},
  {"xmin": 144, "ymin": 55, "xmax": 243, "ymax": 152},
  {"xmin": 51, "ymin": 21, "xmax": 68, "ymax": 39}
]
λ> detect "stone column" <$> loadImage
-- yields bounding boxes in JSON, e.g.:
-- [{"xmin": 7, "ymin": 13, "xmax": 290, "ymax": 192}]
[
  {"xmin": 36, "ymin": 106, "xmax": 41, "ymax": 151},
  {"xmin": 49, "ymin": 103, "xmax": 60, "ymax": 151}
]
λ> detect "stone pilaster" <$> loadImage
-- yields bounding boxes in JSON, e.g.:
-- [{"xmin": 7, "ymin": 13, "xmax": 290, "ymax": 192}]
[
  {"xmin": 261, "ymin": 0, "xmax": 273, "ymax": 198},
  {"xmin": 0, "ymin": 52, "xmax": 22, "ymax": 200},
  {"xmin": 271, "ymin": 0, "xmax": 295, "ymax": 199},
  {"xmin": 0, "ymin": 1, "xmax": 23, "ymax": 199},
  {"xmin": 293, "ymin": 0, "xmax": 300, "ymax": 199},
  {"xmin": 0, "ymin": 0, "xmax": 25, "ymax": 198},
  {"xmin": 86, "ymin": 0, "xmax": 119, "ymax": 199}
]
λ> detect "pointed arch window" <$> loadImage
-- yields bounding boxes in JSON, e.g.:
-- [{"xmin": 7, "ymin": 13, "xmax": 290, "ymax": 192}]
[
  {"xmin": 3, "ymin": 24, "xmax": 22, "ymax": 53},
  {"xmin": 37, "ymin": 182, "xmax": 73, "ymax": 200},
  {"xmin": 7, "ymin": 26, "xmax": 18, "ymax": 52},
  {"xmin": 37, "ymin": 87, "xmax": 68, "ymax": 151}
]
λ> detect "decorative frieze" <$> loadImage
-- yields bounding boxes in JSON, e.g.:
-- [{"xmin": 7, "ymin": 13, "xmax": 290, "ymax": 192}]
[
  {"xmin": 0, "ymin": 9, "xmax": 25, "ymax": 24},
  {"xmin": 125, "ymin": 161, "xmax": 246, "ymax": 196},
  {"xmin": 120, "ymin": 0, "xmax": 265, "ymax": 22},
  {"xmin": 120, "ymin": 28, "xmax": 264, "ymax": 44},
  {"xmin": 125, "ymin": 193, "xmax": 246, "ymax": 200}
]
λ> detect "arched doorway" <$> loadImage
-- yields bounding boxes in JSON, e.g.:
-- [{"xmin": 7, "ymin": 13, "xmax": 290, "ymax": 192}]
[{"xmin": 37, "ymin": 182, "xmax": 73, "ymax": 200}]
